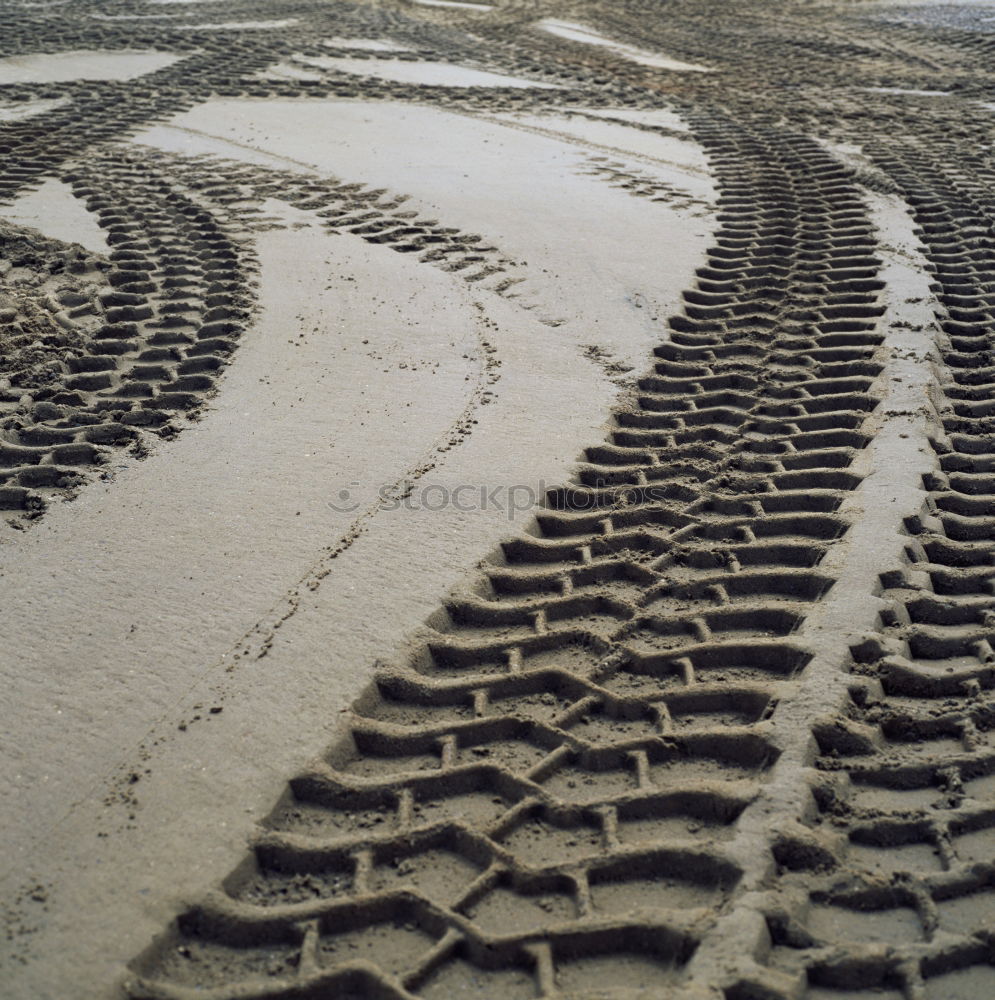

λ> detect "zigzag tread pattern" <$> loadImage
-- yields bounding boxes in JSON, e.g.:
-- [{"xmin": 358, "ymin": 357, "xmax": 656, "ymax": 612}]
[
  {"xmin": 126, "ymin": 119, "xmax": 891, "ymax": 998},
  {"xmin": 752, "ymin": 132, "xmax": 995, "ymax": 1000},
  {"xmin": 6, "ymin": 1, "xmax": 995, "ymax": 997}
]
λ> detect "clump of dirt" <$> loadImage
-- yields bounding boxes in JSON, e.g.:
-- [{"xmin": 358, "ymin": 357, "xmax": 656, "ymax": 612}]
[{"xmin": 0, "ymin": 222, "xmax": 109, "ymax": 418}]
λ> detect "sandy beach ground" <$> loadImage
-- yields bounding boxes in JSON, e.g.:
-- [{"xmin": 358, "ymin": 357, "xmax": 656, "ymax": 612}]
[{"xmin": 2, "ymin": 1, "xmax": 995, "ymax": 998}]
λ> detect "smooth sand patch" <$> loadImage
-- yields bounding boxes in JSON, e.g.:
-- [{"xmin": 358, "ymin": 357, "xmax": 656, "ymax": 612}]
[
  {"xmin": 0, "ymin": 50, "xmax": 182, "ymax": 84},
  {"xmin": 138, "ymin": 99, "xmax": 714, "ymax": 345},
  {"xmin": 177, "ymin": 18, "xmax": 299, "ymax": 29},
  {"xmin": 411, "ymin": 0, "xmax": 493, "ymax": 9},
  {"xmin": 255, "ymin": 61, "xmax": 325, "ymax": 82},
  {"xmin": 290, "ymin": 55, "xmax": 562, "ymax": 88},
  {"xmin": 0, "ymin": 96, "xmax": 70, "ymax": 122},
  {"xmin": 539, "ymin": 19, "xmax": 713, "ymax": 72},
  {"xmin": 864, "ymin": 86, "xmax": 951, "ymax": 96},
  {"xmin": 485, "ymin": 111, "xmax": 713, "ymax": 199},
  {"xmin": 322, "ymin": 38, "xmax": 413, "ymax": 52},
  {"xmin": 0, "ymin": 178, "xmax": 110, "ymax": 254},
  {"xmin": 575, "ymin": 106, "xmax": 692, "ymax": 132},
  {"xmin": 90, "ymin": 12, "xmax": 182, "ymax": 19}
]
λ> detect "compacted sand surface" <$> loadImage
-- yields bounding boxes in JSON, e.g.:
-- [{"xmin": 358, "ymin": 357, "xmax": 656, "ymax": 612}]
[{"xmin": 2, "ymin": 1, "xmax": 995, "ymax": 998}]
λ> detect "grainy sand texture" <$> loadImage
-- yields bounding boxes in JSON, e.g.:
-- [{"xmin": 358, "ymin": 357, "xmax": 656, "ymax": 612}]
[{"xmin": 2, "ymin": 1, "xmax": 995, "ymax": 999}]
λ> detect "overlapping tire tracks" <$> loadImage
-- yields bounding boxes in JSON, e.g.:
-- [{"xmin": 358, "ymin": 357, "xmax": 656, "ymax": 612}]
[
  {"xmin": 125, "ymin": 118, "xmax": 898, "ymax": 999},
  {"xmin": 3, "ymin": 1, "xmax": 995, "ymax": 997},
  {"xmin": 753, "ymin": 136, "xmax": 995, "ymax": 999}
]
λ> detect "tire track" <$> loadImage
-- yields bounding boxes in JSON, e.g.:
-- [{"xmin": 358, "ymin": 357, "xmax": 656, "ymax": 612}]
[
  {"xmin": 125, "ymin": 118, "xmax": 893, "ymax": 1000},
  {"xmin": 4, "ymin": 1, "xmax": 995, "ymax": 997},
  {"xmin": 0, "ymin": 143, "xmax": 531, "ymax": 522},
  {"xmin": 0, "ymin": 151, "xmax": 257, "ymax": 519},
  {"xmin": 751, "ymin": 138, "xmax": 995, "ymax": 999}
]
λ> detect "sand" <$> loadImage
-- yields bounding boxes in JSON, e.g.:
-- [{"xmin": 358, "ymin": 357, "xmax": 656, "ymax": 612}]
[
  {"xmin": 284, "ymin": 56, "xmax": 563, "ymax": 88},
  {"xmin": 1, "ymin": 178, "xmax": 111, "ymax": 254},
  {"xmin": 1, "ymin": 65, "xmax": 714, "ymax": 1000},
  {"xmin": 0, "ymin": 96, "xmax": 71, "ymax": 122},
  {"xmin": 0, "ymin": 50, "xmax": 182, "ymax": 84},
  {"xmin": 176, "ymin": 19, "xmax": 300, "ymax": 30},
  {"xmin": 411, "ymin": 0, "xmax": 494, "ymax": 10},
  {"xmin": 2, "ymin": 1, "xmax": 995, "ymax": 999},
  {"xmin": 539, "ymin": 20, "xmax": 713, "ymax": 72},
  {"xmin": 322, "ymin": 38, "xmax": 414, "ymax": 52}
]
